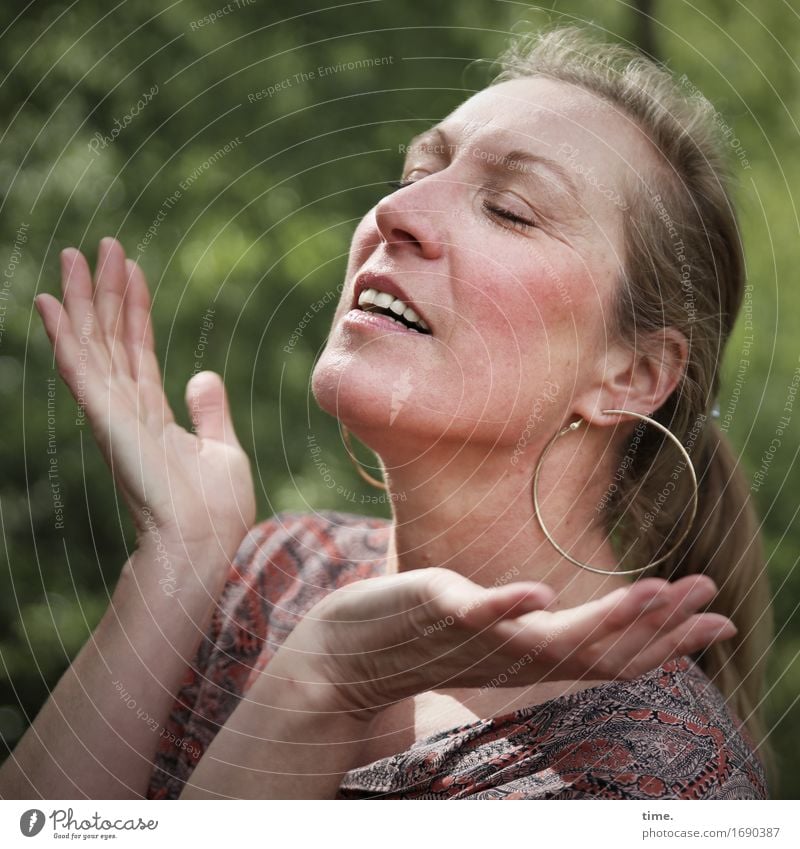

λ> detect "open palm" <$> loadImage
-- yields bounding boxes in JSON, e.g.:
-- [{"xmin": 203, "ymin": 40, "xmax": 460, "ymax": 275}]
[
  {"xmin": 34, "ymin": 238, "xmax": 255, "ymax": 559},
  {"xmin": 272, "ymin": 566, "xmax": 737, "ymax": 717}
]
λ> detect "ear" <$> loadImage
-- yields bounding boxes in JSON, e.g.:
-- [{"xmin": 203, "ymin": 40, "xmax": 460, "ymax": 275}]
[{"xmin": 573, "ymin": 327, "xmax": 689, "ymax": 425}]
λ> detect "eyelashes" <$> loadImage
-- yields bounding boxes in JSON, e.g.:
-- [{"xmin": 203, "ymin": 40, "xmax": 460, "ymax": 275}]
[
  {"xmin": 383, "ymin": 179, "xmax": 536, "ymax": 232},
  {"xmin": 481, "ymin": 201, "xmax": 535, "ymax": 231}
]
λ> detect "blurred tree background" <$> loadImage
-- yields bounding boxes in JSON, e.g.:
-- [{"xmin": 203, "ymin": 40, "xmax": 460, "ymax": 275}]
[{"xmin": 1, "ymin": 0, "xmax": 798, "ymax": 797}]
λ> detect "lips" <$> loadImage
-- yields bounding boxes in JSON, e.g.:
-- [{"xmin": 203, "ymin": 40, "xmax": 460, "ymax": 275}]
[{"xmin": 351, "ymin": 272, "xmax": 432, "ymax": 334}]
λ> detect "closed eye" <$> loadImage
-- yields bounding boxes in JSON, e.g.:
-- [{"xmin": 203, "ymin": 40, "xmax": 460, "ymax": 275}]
[
  {"xmin": 482, "ymin": 200, "xmax": 536, "ymax": 231},
  {"xmin": 384, "ymin": 179, "xmax": 537, "ymax": 232}
]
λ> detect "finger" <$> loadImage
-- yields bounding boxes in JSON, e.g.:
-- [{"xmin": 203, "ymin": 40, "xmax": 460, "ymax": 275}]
[
  {"xmin": 480, "ymin": 582, "xmax": 557, "ymax": 622},
  {"xmin": 123, "ymin": 258, "xmax": 160, "ymax": 384},
  {"xmin": 531, "ymin": 578, "xmax": 669, "ymax": 652},
  {"xmin": 613, "ymin": 613, "xmax": 736, "ymax": 679},
  {"xmin": 93, "ymin": 238, "xmax": 131, "ymax": 370},
  {"xmin": 418, "ymin": 570, "xmax": 500, "ymax": 631},
  {"xmin": 590, "ymin": 576, "xmax": 719, "ymax": 666},
  {"xmin": 34, "ymin": 293, "xmax": 81, "ymax": 381},
  {"xmin": 569, "ymin": 576, "xmax": 719, "ymax": 677},
  {"xmin": 60, "ymin": 248, "xmax": 96, "ymax": 339},
  {"xmin": 185, "ymin": 371, "xmax": 242, "ymax": 447},
  {"xmin": 611, "ymin": 574, "xmax": 718, "ymax": 646},
  {"xmin": 558, "ymin": 574, "xmax": 719, "ymax": 654},
  {"xmin": 435, "ymin": 579, "xmax": 552, "ymax": 638}
]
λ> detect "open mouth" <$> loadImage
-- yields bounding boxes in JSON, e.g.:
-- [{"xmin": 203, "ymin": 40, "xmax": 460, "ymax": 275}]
[{"xmin": 356, "ymin": 288, "xmax": 432, "ymax": 334}]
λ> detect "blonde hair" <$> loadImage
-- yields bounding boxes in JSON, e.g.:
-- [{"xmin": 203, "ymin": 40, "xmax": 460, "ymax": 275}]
[{"xmin": 492, "ymin": 26, "xmax": 774, "ymax": 787}]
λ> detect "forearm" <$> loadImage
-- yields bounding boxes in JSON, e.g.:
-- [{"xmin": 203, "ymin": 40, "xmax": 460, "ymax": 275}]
[
  {"xmin": 180, "ymin": 653, "xmax": 374, "ymax": 799},
  {"xmin": 0, "ymin": 542, "xmax": 232, "ymax": 799}
]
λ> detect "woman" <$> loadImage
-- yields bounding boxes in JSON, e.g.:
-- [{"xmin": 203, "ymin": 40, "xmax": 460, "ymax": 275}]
[{"xmin": 3, "ymin": 26, "xmax": 771, "ymax": 799}]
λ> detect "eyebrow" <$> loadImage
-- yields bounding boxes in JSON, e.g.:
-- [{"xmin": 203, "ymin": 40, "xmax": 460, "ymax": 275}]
[{"xmin": 404, "ymin": 126, "xmax": 583, "ymax": 207}]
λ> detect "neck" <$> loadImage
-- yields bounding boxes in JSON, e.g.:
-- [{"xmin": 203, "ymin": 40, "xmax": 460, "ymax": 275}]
[{"xmin": 362, "ymin": 425, "xmax": 632, "ymax": 609}]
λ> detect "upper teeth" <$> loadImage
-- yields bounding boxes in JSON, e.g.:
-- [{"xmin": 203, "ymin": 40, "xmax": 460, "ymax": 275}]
[{"xmin": 357, "ymin": 288, "xmax": 430, "ymax": 332}]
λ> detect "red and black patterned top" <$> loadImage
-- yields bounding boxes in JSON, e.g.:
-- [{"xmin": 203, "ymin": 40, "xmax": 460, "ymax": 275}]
[{"xmin": 146, "ymin": 510, "xmax": 768, "ymax": 800}]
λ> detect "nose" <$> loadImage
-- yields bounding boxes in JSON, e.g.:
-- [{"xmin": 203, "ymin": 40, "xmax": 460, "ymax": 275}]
[{"xmin": 373, "ymin": 182, "xmax": 445, "ymax": 261}]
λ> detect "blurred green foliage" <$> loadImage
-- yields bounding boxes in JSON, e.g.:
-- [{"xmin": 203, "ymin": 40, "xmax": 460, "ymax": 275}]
[{"xmin": 0, "ymin": 0, "xmax": 797, "ymax": 798}]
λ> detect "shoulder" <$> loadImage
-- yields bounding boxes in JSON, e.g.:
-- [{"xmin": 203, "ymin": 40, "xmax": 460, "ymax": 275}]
[
  {"xmin": 228, "ymin": 508, "xmax": 391, "ymax": 591},
  {"xmin": 207, "ymin": 509, "xmax": 391, "ymax": 645},
  {"xmin": 487, "ymin": 656, "xmax": 768, "ymax": 800}
]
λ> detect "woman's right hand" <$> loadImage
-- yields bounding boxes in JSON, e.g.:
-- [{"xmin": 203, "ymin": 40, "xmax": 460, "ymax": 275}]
[{"xmin": 34, "ymin": 237, "xmax": 256, "ymax": 565}]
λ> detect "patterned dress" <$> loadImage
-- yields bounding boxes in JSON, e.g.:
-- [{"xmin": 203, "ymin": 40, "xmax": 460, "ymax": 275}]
[{"xmin": 146, "ymin": 510, "xmax": 768, "ymax": 800}]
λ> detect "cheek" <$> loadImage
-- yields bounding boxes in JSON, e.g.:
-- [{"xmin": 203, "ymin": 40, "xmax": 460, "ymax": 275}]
[
  {"xmin": 458, "ymin": 256, "xmax": 580, "ymax": 369},
  {"xmin": 347, "ymin": 210, "xmax": 380, "ymax": 272},
  {"xmin": 327, "ymin": 215, "xmax": 379, "ymax": 322},
  {"xmin": 451, "ymin": 251, "xmax": 607, "ymax": 428}
]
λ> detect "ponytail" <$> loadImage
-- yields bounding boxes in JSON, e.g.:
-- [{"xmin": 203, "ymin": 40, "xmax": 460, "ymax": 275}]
[{"xmin": 654, "ymin": 421, "xmax": 775, "ymax": 787}]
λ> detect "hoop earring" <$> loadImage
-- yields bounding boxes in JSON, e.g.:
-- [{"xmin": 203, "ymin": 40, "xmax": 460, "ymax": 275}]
[
  {"xmin": 532, "ymin": 409, "xmax": 699, "ymax": 576},
  {"xmin": 340, "ymin": 424, "xmax": 387, "ymax": 491}
]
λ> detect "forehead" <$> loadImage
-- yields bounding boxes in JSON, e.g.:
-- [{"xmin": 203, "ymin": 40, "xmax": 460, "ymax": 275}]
[
  {"xmin": 447, "ymin": 77, "xmax": 648, "ymax": 161},
  {"xmin": 435, "ymin": 77, "xmax": 656, "ymax": 215}
]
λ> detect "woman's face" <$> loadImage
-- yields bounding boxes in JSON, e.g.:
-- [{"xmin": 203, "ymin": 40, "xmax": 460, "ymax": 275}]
[{"xmin": 312, "ymin": 76, "xmax": 655, "ymax": 453}]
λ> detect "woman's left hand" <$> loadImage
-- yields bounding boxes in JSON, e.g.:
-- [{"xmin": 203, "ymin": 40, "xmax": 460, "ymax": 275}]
[{"xmin": 269, "ymin": 568, "xmax": 736, "ymax": 719}]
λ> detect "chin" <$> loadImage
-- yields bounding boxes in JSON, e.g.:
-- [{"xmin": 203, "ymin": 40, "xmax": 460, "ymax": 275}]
[
  {"xmin": 311, "ymin": 340, "xmax": 536, "ymax": 448},
  {"xmin": 311, "ymin": 349, "xmax": 397, "ymax": 430}
]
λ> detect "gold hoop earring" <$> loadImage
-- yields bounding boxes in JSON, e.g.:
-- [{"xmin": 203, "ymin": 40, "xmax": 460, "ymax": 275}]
[
  {"xmin": 340, "ymin": 424, "xmax": 387, "ymax": 491},
  {"xmin": 532, "ymin": 409, "xmax": 699, "ymax": 576}
]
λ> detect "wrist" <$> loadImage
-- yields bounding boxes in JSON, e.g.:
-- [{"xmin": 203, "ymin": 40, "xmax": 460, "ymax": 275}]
[
  {"xmin": 134, "ymin": 521, "xmax": 246, "ymax": 565},
  {"xmin": 264, "ymin": 648, "xmax": 383, "ymax": 725},
  {"xmin": 113, "ymin": 539, "xmax": 233, "ymax": 612},
  {"xmin": 183, "ymin": 649, "xmax": 375, "ymax": 799}
]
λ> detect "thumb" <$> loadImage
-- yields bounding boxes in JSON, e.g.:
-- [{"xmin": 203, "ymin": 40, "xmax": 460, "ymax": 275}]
[{"xmin": 185, "ymin": 370, "xmax": 241, "ymax": 447}]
